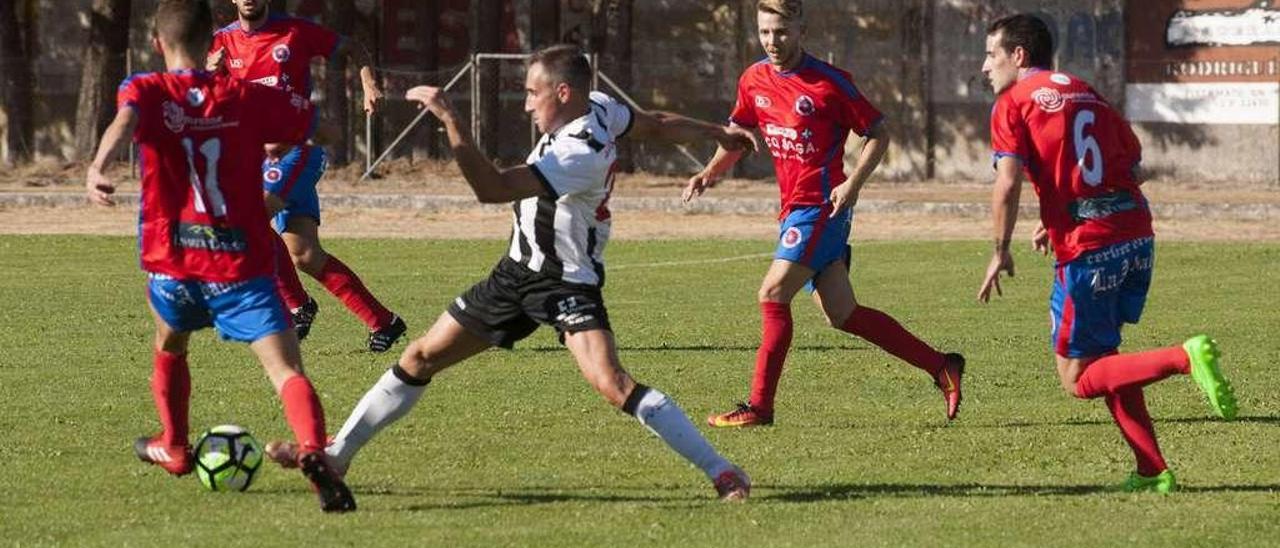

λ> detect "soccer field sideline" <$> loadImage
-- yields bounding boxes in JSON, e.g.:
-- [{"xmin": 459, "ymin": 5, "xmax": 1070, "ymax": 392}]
[{"xmin": 2, "ymin": 235, "xmax": 1278, "ymax": 546}]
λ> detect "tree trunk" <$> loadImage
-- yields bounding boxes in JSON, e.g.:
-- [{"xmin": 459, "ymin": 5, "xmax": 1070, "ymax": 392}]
[
  {"xmin": 73, "ymin": 0, "xmax": 130, "ymax": 161},
  {"xmin": 323, "ymin": 0, "xmax": 354, "ymax": 166},
  {"xmin": 0, "ymin": 0, "xmax": 35, "ymax": 165},
  {"xmin": 472, "ymin": 0, "xmax": 501, "ymax": 158},
  {"xmin": 529, "ymin": 0, "xmax": 559, "ymax": 49},
  {"xmin": 593, "ymin": 0, "xmax": 632, "ymax": 171}
]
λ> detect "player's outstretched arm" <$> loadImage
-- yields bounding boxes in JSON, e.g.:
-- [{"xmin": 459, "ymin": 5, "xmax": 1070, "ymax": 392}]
[
  {"xmin": 85, "ymin": 108, "xmax": 138, "ymax": 207},
  {"xmin": 683, "ymin": 145, "xmax": 747, "ymax": 202},
  {"xmin": 629, "ymin": 109, "xmax": 758, "ymax": 153},
  {"xmin": 829, "ymin": 121, "xmax": 890, "ymax": 216},
  {"xmin": 405, "ymin": 86, "xmax": 547, "ymax": 204},
  {"xmin": 333, "ymin": 39, "xmax": 384, "ymax": 114},
  {"xmin": 978, "ymin": 156, "xmax": 1024, "ymax": 302}
]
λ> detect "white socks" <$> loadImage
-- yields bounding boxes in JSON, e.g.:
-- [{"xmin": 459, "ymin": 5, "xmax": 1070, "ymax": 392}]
[
  {"xmin": 626, "ymin": 385, "xmax": 733, "ymax": 480},
  {"xmin": 327, "ymin": 366, "xmax": 429, "ymax": 469}
]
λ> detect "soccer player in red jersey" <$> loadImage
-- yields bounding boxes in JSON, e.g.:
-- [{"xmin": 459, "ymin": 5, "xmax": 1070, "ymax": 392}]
[
  {"xmin": 208, "ymin": 0, "xmax": 405, "ymax": 352},
  {"xmin": 85, "ymin": 0, "xmax": 354, "ymax": 512},
  {"xmin": 978, "ymin": 14, "xmax": 1237, "ymax": 492},
  {"xmin": 685, "ymin": 0, "xmax": 964, "ymax": 428}
]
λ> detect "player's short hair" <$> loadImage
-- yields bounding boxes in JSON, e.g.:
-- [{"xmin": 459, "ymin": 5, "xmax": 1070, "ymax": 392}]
[
  {"xmin": 987, "ymin": 14, "xmax": 1054, "ymax": 69},
  {"xmin": 528, "ymin": 44, "xmax": 592, "ymax": 92},
  {"xmin": 757, "ymin": 0, "xmax": 803, "ymax": 21},
  {"xmin": 154, "ymin": 0, "xmax": 213, "ymax": 54}
]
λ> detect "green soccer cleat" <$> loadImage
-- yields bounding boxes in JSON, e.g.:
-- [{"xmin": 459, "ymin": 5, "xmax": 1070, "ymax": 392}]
[
  {"xmin": 1184, "ymin": 335, "xmax": 1238, "ymax": 420},
  {"xmin": 1121, "ymin": 469, "xmax": 1177, "ymax": 494}
]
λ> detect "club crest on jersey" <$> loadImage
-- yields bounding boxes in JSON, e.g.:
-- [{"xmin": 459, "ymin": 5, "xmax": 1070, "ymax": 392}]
[
  {"xmin": 754, "ymin": 95, "xmax": 772, "ymax": 108},
  {"xmin": 264, "ymin": 167, "xmax": 283, "ymax": 183},
  {"xmin": 185, "ymin": 87, "xmax": 206, "ymax": 107},
  {"xmin": 1031, "ymin": 87, "xmax": 1066, "ymax": 113},
  {"xmin": 271, "ymin": 44, "xmax": 291, "ymax": 63},
  {"xmin": 794, "ymin": 95, "xmax": 815, "ymax": 116},
  {"xmin": 781, "ymin": 227, "xmax": 803, "ymax": 248}
]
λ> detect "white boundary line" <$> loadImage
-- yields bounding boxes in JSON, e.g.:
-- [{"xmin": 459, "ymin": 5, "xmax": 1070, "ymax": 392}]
[{"xmin": 609, "ymin": 252, "xmax": 773, "ymax": 270}]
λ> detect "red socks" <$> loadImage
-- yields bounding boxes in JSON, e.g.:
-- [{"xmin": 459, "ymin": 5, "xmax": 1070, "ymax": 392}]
[
  {"xmin": 280, "ymin": 375, "xmax": 327, "ymax": 454},
  {"xmin": 152, "ymin": 350, "xmax": 191, "ymax": 448},
  {"xmin": 748, "ymin": 301, "xmax": 793, "ymax": 414},
  {"xmin": 272, "ymin": 233, "xmax": 309, "ymax": 311},
  {"xmin": 1106, "ymin": 388, "xmax": 1168, "ymax": 476},
  {"xmin": 840, "ymin": 306, "xmax": 944, "ymax": 376},
  {"xmin": 316, "ymin": 256, "xmax": 394, "ymax": 331},
  {"xmin": 1073, "ymin": 346, "xmax": 1190, "ymax": 399}
]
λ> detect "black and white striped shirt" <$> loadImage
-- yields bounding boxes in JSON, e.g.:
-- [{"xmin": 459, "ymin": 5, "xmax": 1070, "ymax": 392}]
[{"xmin": 510, "ymin": 91, "xmax": 633, "ymax": 286}]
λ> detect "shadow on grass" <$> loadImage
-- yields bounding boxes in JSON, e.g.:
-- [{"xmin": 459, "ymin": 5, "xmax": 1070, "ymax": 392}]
[
  {"xmin": 516, "ymin": 344, "xmax": 870, "ymax": 353},
  {"xmin": 980, "ymin": 415, "xmax": 1280, "ymax": 428}
]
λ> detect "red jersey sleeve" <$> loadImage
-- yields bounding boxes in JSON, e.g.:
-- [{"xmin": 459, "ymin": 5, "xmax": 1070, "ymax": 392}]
[
  {"xmin": 828, "ymin": 69, "xmax": 883, "ymax": 136},
  {"xmin": 243, "ymin": 82, "xmax": 314, "ymax": 144},
  {"xmin": 990, "ymin": 93, "xmax": 1029, "ymax": 168},
  {"xmin": 295, "ymin": 18, "xmax": 341, "ymax": 60},
  {"xmin": 116, "ymin": 75, "xmax": 150, "ymax": 140},
  {"xmin": 728, "ymin": 71, "xmax": 758, "ymax": 128}
]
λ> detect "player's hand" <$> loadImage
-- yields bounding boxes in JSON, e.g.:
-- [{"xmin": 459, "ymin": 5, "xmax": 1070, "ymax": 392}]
[
  {"xmin": 977, "ymin": 248, "xmax": 1015, "ymax": 303},
  {"xmin": 716, "ymin": 126, "xmax": 758, "ymax": 154},
  {"xmin": 828, "ymin": 182, "xmax": 860, "ymax": 218},
  {"xmin": 405, "ymin": 86, "xmax": 454, "ymax": 121},
  {"xmin": 682, "ymin": 171, "xmax": 719, "ymax": 202},
  {"xmin": 205, "ymin": 47, "xmax": 226, "ymax": 73},
  {"xmin": 1031, "ymin": 222, "xmax": 1051, "ymax": 256},
  {"xmin": 86, "ymin": 167, "xmax": 116, "ymax": 207}
]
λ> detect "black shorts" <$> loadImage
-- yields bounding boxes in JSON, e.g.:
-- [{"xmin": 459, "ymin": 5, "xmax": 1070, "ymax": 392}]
[{"xmin": 447, "ymin": 257, "xmax": 611, "ymax": 349}]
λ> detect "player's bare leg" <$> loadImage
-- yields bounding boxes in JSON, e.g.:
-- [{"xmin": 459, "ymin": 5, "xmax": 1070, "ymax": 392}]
[
  {"xmin": 250, "ymin": 330, "xmax": 356, "ymax": 512},
  {"xmin": 709, "ymin": 260, "xmax": 812, "ymax": 428},
  {"xmin": 813, "ymin": 261, "xmax": 963, "ymax": 420},
  {"xmin": 565, "ymin": 329, "xmax": 749, "ymax": 500},
  {"xmin": 267, "ymin": 312, "xmax": 491, "ymax": 472},
  {"xmin": 134, "ymin": 307, "xmax": 195, "ymax": 476},
  {"xmin": 283, "ymin": 216, "xmax": 406, "ymax": 352}
]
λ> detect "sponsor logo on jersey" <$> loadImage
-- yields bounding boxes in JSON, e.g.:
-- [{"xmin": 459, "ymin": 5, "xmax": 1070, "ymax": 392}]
[
  {"xmin": 754, "ymin": 95, "xmax": 772, "ymax": 108},
  {"xmin": 781, "ymin": 226, "xmax": 803, "ymax": 248},
  {"xmin": 250, "ymin": 75, "xmax": 279, "ymax": 87},
  {"xmin": 800, "ymin": 128, "xmax": 813, "ymax": 141},
  {"xmin": 1050, "ymin": 73, "xmax": 1072, "ymax": 86},
  {"xmin": 162, "ymin": 101, "xmax": 238, "ymax": 133},
  {"xmin": 794, "ymin": 95, "xmax": 816, "ymax": 116},
  {"xmin": 1031, "ymin": 87, "xmax": 1066, "ymax": 113},
  {"xmin": 264, "ymin": 167, "xmax": 283, "ymax": 184},
  {"xmin": 186, "ymin": 87, "xmax": 206, "ymax": 107},
  {"xmin": 764, "ymin": 124, "xmax": 798, "ymax": 140},
  {"xmin": 271, "ymin": 44, "xmax": 291, "ymax": 63}
]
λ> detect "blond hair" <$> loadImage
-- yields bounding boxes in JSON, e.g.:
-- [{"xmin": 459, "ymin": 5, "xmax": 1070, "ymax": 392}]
[{"xmin": 757, "ymin": 0, "xmax": 803, "ymax": 20}]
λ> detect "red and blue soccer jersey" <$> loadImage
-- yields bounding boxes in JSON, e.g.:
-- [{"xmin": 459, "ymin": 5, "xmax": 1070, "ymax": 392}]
[
  {"xmin": 730, "ymin": 53, "xmax": 883, "ymax": 217},
  {"xmin": 990, "ymin": 70, "xmax": 1152, "ymax": 263},
  {"xmin": 211, "ymin": 14, "xmax": 340, "ymax": 95},
  {"xmin": 118, "ymin": 70, "xmax": 313, "ymax": 282}
]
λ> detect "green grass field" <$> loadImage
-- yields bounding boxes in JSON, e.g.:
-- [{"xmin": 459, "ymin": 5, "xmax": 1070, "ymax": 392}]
[{"xmin": 2, "ymin": 235, "xmax": 1278, "ymax": 546}]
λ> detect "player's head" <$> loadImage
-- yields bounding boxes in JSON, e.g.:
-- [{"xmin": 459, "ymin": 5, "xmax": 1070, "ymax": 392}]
[
  {"xmin": 757, "ymin": 0, "xmax": 805, "ymax": 70},
  {"xmin": 525, "ymin": 44, "xmax": 593, "ymax": 134},
  {"xmin": 983, "ymin": 14, "xmax": 1054, "ymax": 93},
  {"xmin": 152, "ymin": 0, "xmax": 214, "ymax": 60},
  {"xmin": 231, "ymin": 0, "xmax": 268, "ymax": 23}
]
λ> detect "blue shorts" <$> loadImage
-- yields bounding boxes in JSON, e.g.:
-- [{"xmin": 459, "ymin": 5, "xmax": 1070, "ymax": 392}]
[
  {"xmin": 263, "ymin": 145, "xmax": 326, "ymax": 232},
  {"xmin": 147, "ymin": 274, "xmax": 291, "ymax": 343},
  {"xmin": 1049, "ymin": 237, "xmax": 1154, "ymax": 358},
  {"xmin": 774, "ymin": 205, "xmax": 853, "ymax": 292}
]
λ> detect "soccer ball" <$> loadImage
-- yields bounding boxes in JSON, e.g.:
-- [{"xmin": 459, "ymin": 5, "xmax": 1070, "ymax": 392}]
[{"xmin": 193, "ymin": 425, "xmax": 264, "ymax": 492}]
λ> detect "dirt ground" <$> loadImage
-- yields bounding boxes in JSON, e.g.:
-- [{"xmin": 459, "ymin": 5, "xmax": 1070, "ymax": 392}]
[{"xmin": 3, "ymin": 160, "xmax": 1276, "ymax": 241}]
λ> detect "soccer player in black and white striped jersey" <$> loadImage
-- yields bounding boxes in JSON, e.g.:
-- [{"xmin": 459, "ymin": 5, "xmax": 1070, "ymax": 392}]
[{"xmin": 265, "ymin": 45, "xmax": 759, "ymax": 500}]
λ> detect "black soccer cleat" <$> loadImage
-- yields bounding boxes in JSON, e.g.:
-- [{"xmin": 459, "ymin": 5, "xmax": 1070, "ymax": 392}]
[
  {"xmin": 367, "ymin": 315, "xmax": 407, "ymax": 353},
  {"xmin": 291, "ymin": 298, "xmax": 319, "ymax": 341},
  {"xmin": 299, "ymin": 451, "xmax": 356, "ymax": 513}
]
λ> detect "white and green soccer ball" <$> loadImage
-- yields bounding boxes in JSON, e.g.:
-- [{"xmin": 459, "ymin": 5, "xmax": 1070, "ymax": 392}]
[{"xmin": 193, "ymin": 425, "xmax": 263, "ymax": 492}]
